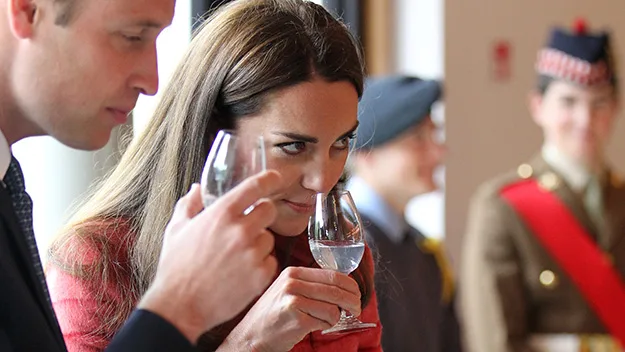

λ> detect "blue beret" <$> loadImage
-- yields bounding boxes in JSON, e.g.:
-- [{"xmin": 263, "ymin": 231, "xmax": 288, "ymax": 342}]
[
  {"xmin": 536, "ymin": 18, "xmax": 616, "ymax": 87},
  {"xmin": 354, "ymin": 75, "xmax": 441, "ymax": 150}
]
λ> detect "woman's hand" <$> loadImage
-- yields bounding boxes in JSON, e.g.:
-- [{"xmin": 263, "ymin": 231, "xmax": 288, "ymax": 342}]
[{"xmin": 220, "ymin": 266, "xmax": 362, "ymax": 352}]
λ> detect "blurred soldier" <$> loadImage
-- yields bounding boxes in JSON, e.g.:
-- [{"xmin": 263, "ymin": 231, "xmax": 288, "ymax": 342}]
[{"xmin": 460, "ymin": 19, "xmax": 625, "ymax": 352}]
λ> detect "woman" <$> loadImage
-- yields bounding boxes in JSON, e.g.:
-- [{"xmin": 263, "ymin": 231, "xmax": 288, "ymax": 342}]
[{"xmin": 45, "ymin": 0, "xmax": 382, "ymax": 351}]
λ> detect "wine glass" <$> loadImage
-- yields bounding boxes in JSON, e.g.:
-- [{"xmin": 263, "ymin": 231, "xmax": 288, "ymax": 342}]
[
  {"xmin": 308, "ymin": 189, "xmax": 377, "ymax": 335},
  {"xmin": 200, "ymin": 129, "xmax": 266, "ymax": 207}
]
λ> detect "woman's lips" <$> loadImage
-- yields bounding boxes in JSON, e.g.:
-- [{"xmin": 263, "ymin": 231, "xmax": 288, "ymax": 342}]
[{"xmin": 282, "ymin": 200, "xmax": 315, "ymax": 214}]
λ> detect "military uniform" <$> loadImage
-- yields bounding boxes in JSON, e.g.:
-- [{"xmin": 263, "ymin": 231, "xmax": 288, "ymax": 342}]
[
  {"xmin": 461, "ymin": 155, "xmax": 625, "ymax": 352},
  {"xmin": 460, "ymin": 20, "xmax": 625, "ymax": 352}
]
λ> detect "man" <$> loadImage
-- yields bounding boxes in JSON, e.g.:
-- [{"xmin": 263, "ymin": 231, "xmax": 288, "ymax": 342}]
[
  {"xmin": 461, "ymin": 19, "xmax": 625, "ymax": 352},
  {"xmin": 0, "ymin": 0, "xmax": 280, "ymax": 350},
  {"xmin": 348, "ymin": 75, "xmax": 462, "ymax": 352}
]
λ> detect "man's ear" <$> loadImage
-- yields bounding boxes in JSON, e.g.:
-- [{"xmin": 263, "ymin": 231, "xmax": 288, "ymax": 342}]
[
  {"xmin": 528, "ymin": 90, "xmax": 544, "ymax": 126},
  {"xmin": 611, "ymin": 96, "xmax": 621, "ymax": 117},
  {"xmin": 8, "ymin": 0, "xmax": 38, "ymax": 39}
]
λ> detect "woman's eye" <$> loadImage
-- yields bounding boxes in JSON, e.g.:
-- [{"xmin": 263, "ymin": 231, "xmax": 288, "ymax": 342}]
[
  {"xmin": 333, "ymin": 134, "xmax": 355, "ymax": 150},
  {"xmin": 278, "ymin": 142, "xmax": 306, "ymax": 155}
]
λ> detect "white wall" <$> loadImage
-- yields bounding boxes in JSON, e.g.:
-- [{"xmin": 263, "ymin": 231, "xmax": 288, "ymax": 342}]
[
  {"xmin": 395, "ymin": 0, "xmax": 447, "ymax": 240},
  {"xmin": 396, "ymin": 0, "xmax": 444, "ymax": 79},
  {"xmin": 445, "ymin": 0, "xmax": 625, "ymax": 265}
]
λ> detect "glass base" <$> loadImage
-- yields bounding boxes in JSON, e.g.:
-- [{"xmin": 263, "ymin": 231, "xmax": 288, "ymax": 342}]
[{"xmin": 321, "ymin": 315, "xmax": 377, "ymax": 335}]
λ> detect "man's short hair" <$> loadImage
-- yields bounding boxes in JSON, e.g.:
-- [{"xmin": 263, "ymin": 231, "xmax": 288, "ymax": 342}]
[{"xmin": 52, "ymin": 0, "xmax": 79, "ymax": 26}]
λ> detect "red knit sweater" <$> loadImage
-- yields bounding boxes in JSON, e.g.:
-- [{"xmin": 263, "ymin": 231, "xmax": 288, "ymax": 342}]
[{"xmin": 46, "ymin": 220, "xmax": 382, "ymax": 351}]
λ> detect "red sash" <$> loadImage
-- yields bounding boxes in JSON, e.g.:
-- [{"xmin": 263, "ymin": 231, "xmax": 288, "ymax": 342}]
[{"xmin": 501, "ymin": 179, "xmax": 625, "ymax": 347}]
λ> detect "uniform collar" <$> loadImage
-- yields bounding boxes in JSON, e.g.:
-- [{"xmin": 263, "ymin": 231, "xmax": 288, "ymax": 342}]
[
  {"xmin": 541, "ymin": 144, "xmax": 599, "ymax": 192},
  {"xmin": 347, "ymin": 176, "xmax": 409, "ymax": 244}
]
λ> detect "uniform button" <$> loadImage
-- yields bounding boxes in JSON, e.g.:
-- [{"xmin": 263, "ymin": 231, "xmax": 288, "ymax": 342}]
[
  {"xmin": 539, "ymin": 172, "xmax": 561, "ymax": 191},
  {"xmin": 517, "ymin": 164, "xmax": 533, "ymax": 179},
  {"xmin": 539, "ymin": 270, "xmax": 558, "ymax": 289}
]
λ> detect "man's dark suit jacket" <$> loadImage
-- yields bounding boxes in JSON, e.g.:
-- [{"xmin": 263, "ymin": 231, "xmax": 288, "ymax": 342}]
[
  {"xmin": 362, "ymin": 214, "xmax": 463, "ymax": 352},
  {"xmin": 0, "ymin": 185, "xmax": 196, "ymax": 351}
]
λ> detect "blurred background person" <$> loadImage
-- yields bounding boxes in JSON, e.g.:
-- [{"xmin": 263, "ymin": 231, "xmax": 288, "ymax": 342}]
[
  {"xmin": 460, "ymin": 19, "xmax": 624, "ymax": 352},
  {"xmin": 348, "ymin": 75, "xmax": 462, "ymax": 352}
]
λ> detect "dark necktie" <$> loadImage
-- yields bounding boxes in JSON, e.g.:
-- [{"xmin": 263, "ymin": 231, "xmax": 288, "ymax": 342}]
[{"xmin": 3, "ymin": 156, "xmax": 53, "ymax": 309}]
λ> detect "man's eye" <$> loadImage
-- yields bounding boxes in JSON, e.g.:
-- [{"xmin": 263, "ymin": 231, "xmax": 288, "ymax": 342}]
[
  {"xmin": 562, "ymin": 97, "xmax": 576, "ymax": 107},
  {"xmin": 122, "ymin": 33, "xmax": 144, "ymax": 43}
]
